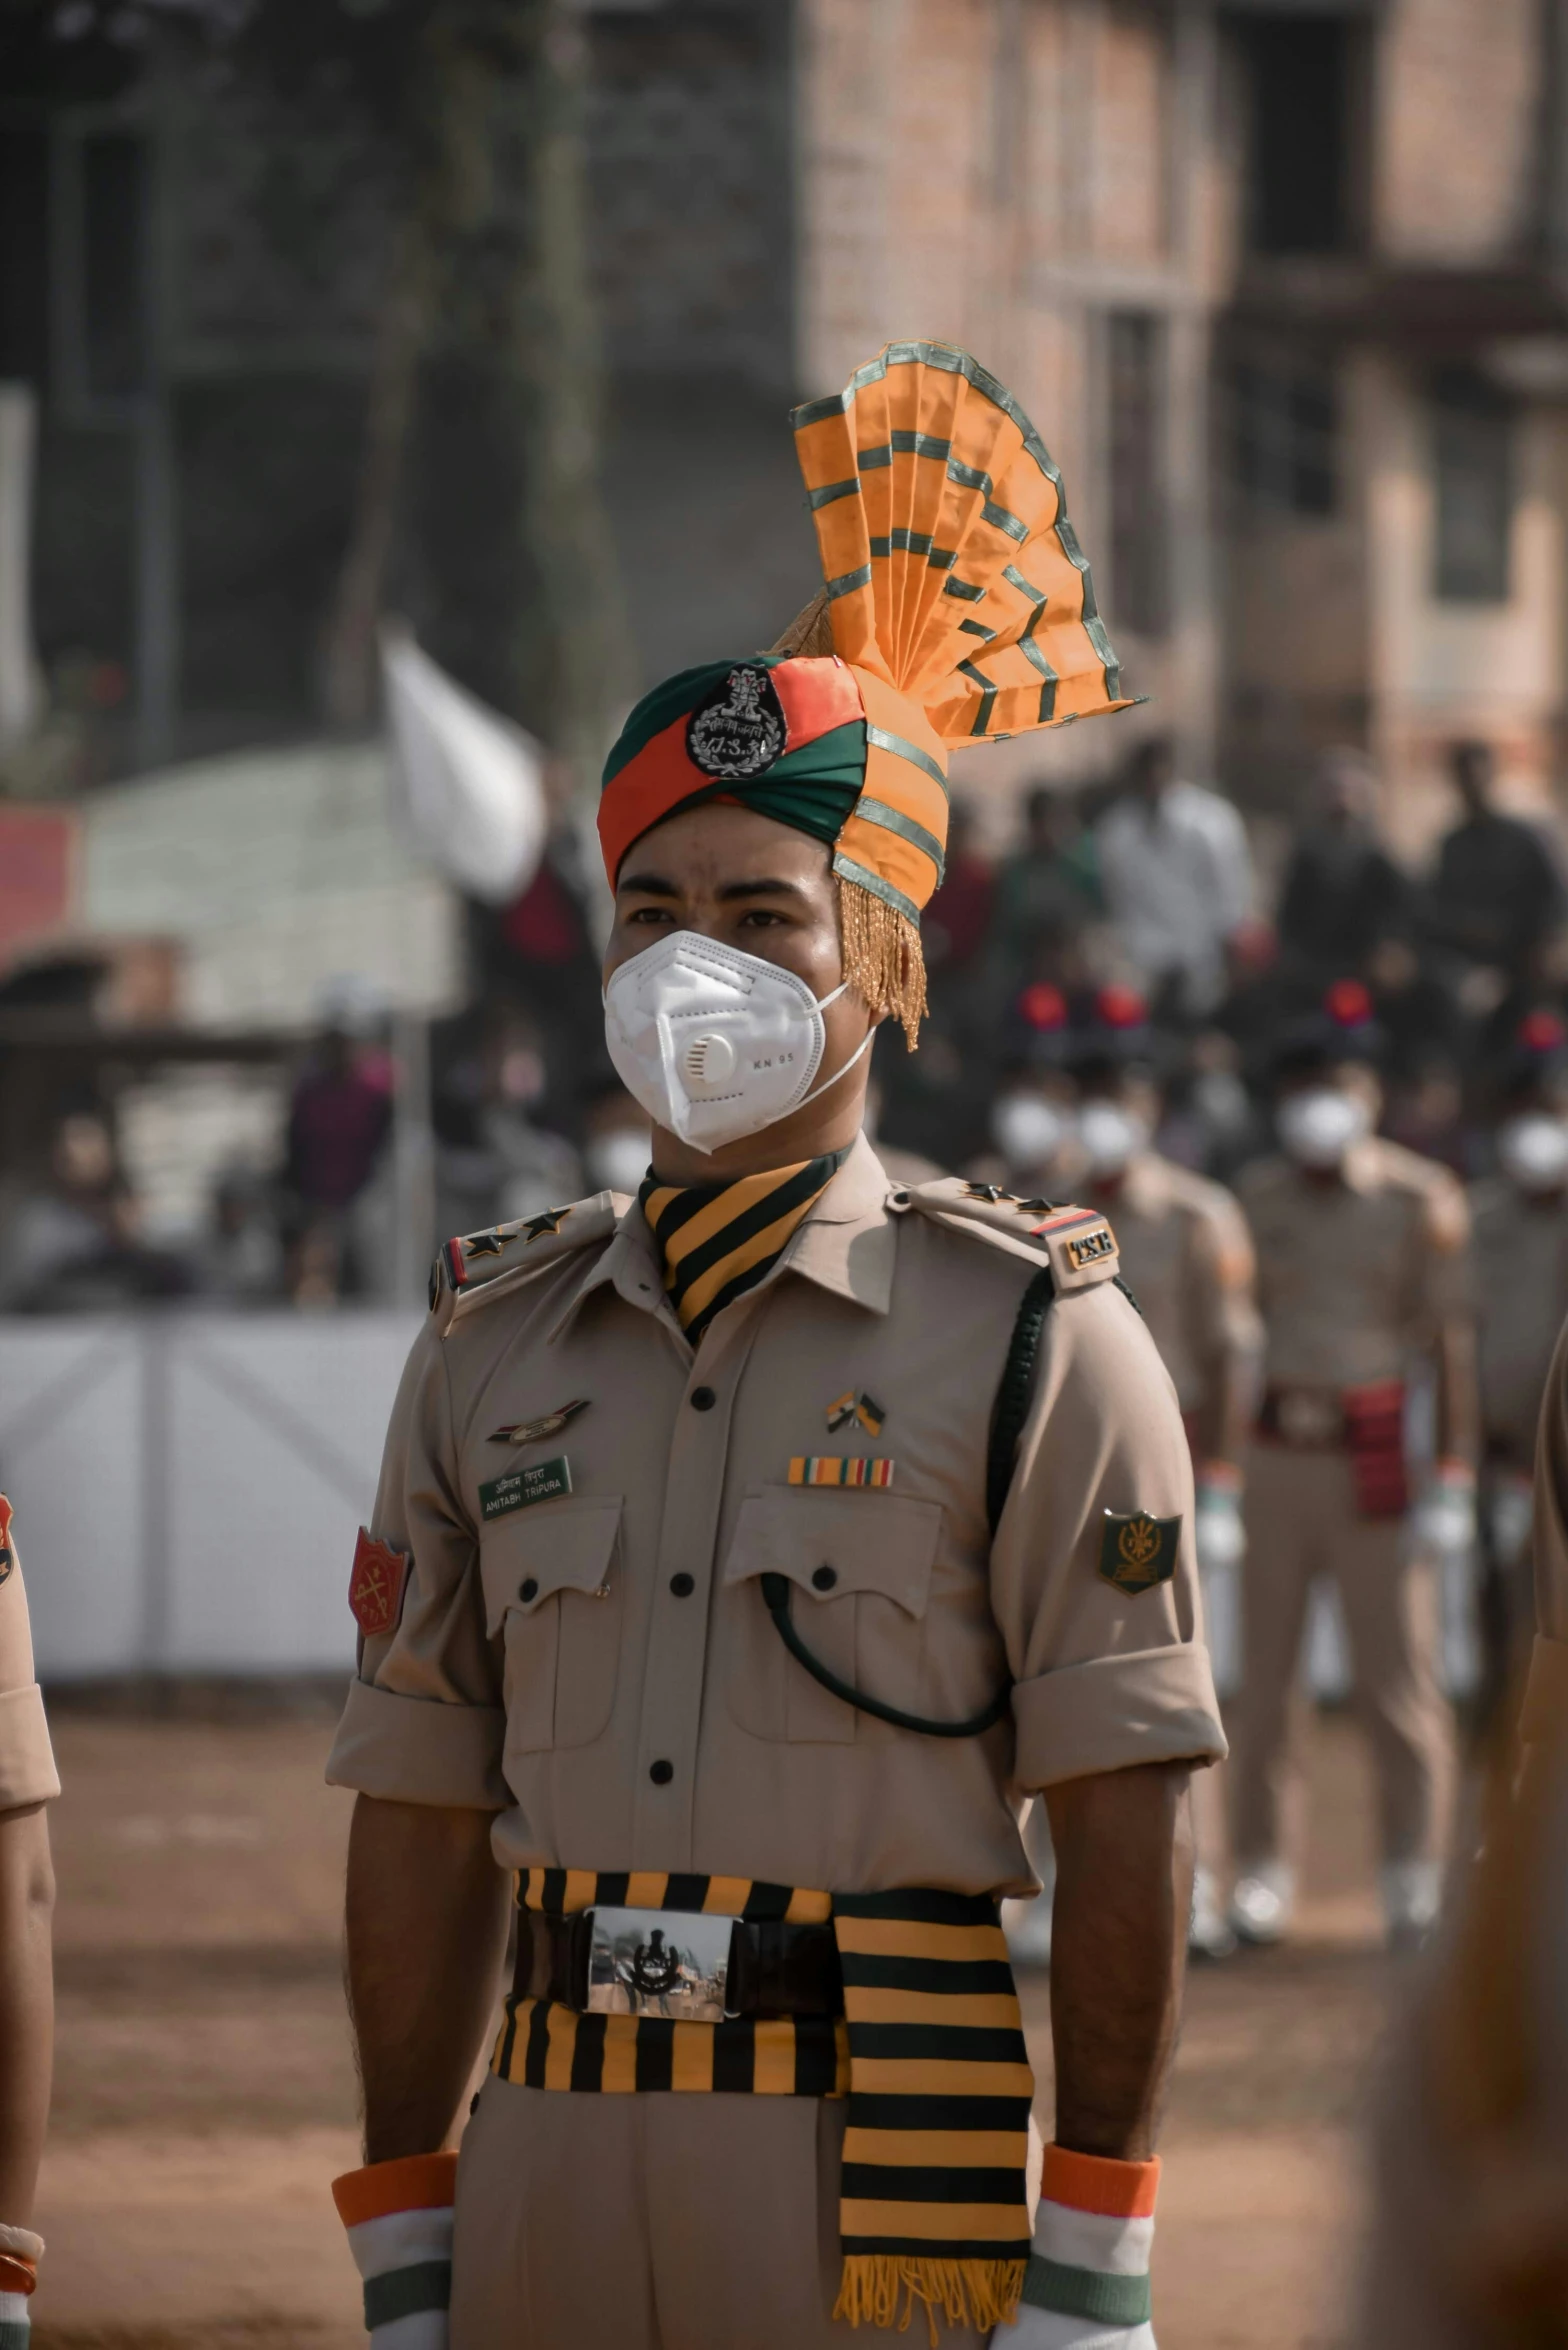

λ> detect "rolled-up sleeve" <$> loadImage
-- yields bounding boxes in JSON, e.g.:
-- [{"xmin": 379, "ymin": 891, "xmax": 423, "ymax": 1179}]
[
  {"xmin": 325, "ymin": 1321, "xmax": 506, "ymax": 1809},
  {"xmin": 0, "ymin": 1548, "xmax": 61, "ymax": 1811},
  {"xmin": 991, "ymin": 1278, "xmax": 1226, "ymax": 1791}
]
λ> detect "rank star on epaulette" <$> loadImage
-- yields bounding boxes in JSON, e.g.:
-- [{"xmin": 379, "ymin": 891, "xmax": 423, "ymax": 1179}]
[
  {"xmin": 490, "ymin": 1398, "xmax": 590, "ymax": 1448},
  {"xmin": 522, "ymin": 1207, "xmax": 571, "ymax": 1243},
  {"xmin": 462, "ymin": 1228, "xmax": 508, "ymax": 1260},
  {"xmin": 1098, "ymin": 1509, "xmax": 1181, "ymax": 1596},
  {"xmin": 964, "ymin": 1182, "xmax": 1013, "ymax": 1204}
]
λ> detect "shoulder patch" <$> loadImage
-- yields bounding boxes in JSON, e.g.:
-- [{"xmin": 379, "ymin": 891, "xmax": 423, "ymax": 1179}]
[
  {"xmin": 429, "ymin": 1195, "xmax": 618, "ymax": 1331},
  {"xmin": 895, "ymin": 1180, "xmax": 1121, "ymax": 1290},
  {"xmin": 1098, "ymin": 1509, "xmax": 1181, "ymax": 1595}
]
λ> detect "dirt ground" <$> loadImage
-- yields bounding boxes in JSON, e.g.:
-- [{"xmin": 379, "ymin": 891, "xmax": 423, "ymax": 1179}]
[{"xmin": 28, "ymin": 1694, "xmax": 1403, "ymax": 2349}]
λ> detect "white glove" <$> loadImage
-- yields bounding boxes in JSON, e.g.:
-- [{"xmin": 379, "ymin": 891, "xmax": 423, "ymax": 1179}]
[
  {"xmin": 1409, "ymin": 1462, "xmax": 1477, "ymax": 1563},
  {"xmin": 991, "ymin": 2148, "xmax": 1158, "ymax": 2350},
  {"xmin": 334, "ymin": 2155, "xmax": 455, "ymax": 2347},
  {"xmin": 1488, "ymin": 1471, "xmax": 1534, "ymax": 1566},
  {"xmin": 1194, "ymin": 1471, "xmax": 1246, "ymax": 1575}
]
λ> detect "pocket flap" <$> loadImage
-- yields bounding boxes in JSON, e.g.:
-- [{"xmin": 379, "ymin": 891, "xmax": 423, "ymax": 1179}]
[
  {"xmin": 481, "ymin": 1498, "xmax": 622, "ymax": 1636},
  {"xmin": 721, "ymin": 1486, "xmax": 941, "ymax": 1618}
]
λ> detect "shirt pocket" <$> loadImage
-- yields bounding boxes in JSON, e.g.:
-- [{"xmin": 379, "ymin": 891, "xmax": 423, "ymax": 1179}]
[
  {"xmin": 481, "ymin": 1499, "xmax": 624, "ymax": 1755},
  {"xmin": 720, "ymin": 1486, "xmax": 942, "ymax": 1743}
]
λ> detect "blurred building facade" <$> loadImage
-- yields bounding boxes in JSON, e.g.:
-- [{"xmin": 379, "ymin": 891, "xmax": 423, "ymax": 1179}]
[
  {"xmin": 799, "ymin": 0, "xmax": 1568, "ymax": 846},
  {"xmin": 4, "ymin": 0, "xmax": 1568, "ymax": 847}
]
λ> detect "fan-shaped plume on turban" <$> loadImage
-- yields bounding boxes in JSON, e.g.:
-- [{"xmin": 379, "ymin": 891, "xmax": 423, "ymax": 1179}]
[{"xmin": 599, "ymin": 340, "xmax": 1137, "ymax": 1046}]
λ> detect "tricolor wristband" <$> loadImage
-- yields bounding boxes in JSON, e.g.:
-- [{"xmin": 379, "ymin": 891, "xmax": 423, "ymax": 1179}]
[
  {"xmin": 332, "ymin": 2153, "xmax": 457, "ymax": 2344},
  {"xmin": 1021, "ymin": 2145, "xmax": 1159, "ymax": 2328},
  {"xmin": 0, "ymin": 2224, "xmax": 43, "ymax": 2349}
]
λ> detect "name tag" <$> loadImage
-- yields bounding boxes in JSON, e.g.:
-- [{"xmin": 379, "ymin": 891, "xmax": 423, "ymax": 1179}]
[{"xmin": 479, "ymin": 1455, "xmax": 573, "ymax": 1521}]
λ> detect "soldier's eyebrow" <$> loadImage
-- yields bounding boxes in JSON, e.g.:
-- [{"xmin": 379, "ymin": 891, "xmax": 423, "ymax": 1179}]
[
  {"xmin": 714, "ymin": 877, "xmax": 810, "ymax": 903},
  {"xmin": 617, "ymin": 872, "xmax": 808, "ymax": 903}
]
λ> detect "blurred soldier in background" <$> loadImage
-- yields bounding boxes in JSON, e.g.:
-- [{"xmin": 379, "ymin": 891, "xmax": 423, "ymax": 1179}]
[
  {"xmin": 1069, "ymin": 989, "xmax": 1261, "ymax": 1959},
  {"xmin": 1230, "ymin": 985, "xmax": 1475, "ymax": 1951},
  {"xmin": 0, "ymin": 1495, "xmax": 59, "ymax": 2344},
  {"xmin": 1469, "ymin": 1012, "xmax": 1568, "ymax": 1697}
]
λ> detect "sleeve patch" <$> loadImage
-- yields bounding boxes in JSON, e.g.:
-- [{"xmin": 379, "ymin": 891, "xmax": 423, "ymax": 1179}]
[
  {"xmin": 350, "ymin": 1528, "xmax": 410, "ymax": 1638},
  {"xmin": 1098, "ymin": 1510, "xmax": 1182, "ymax": 1595}
]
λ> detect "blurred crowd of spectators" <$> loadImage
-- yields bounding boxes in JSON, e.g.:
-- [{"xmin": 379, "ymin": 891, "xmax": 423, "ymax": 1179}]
[
  {"xmin": 878, "ymin": 733, "xmax": 1568, "ymax": 1193},
  {"xmin": 2, "ymin": 729, "xmax": 1564, "ymax": 1313}
]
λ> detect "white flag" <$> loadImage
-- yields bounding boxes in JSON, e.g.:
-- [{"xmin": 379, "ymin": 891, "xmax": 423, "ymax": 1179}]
[{"xmin": 380, "ymin": 624, "xmax": 548, "ymax": 904}]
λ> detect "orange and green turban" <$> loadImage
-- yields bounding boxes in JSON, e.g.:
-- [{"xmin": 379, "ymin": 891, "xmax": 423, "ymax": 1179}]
[{"xmin": 599, "ymin": 339, "xmax": 1136, "ymax": 1042}]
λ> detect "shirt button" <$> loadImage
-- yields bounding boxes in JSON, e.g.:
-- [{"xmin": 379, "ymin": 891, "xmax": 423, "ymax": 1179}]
[
  {"xmin": 649, "ymin": 1758, "xmax": 674, "ymax": 1786},
  {"xmin": 690, "ymin": 1386, "xmax": 716, "ymax": 1411},
  {"xmin": 811, "ymin": 1564, "xmax": 838, "ymax": 1591},
  {"xmin": 520, "ymin": 1577, "xmax": 539, "ymax": 1602},
  {"xmin": 669, "ymin": 1572, "xmax": 695, "ymax": 1597}
]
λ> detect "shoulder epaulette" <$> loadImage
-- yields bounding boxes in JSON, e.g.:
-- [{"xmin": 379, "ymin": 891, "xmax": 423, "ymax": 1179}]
[
  {"xmin": 429, "ymin": 1193, "xmax": 621, "ymax": 1332},
  {"xmin": 894, "ymin": 1178, "xmax": 1120, "ymax": 1293}
]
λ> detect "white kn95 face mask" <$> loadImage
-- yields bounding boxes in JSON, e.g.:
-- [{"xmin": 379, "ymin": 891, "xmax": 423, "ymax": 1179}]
[
  {"xmin": 1277, "ymin": 1085, "xmax": 1372, "ymax": 1170},
  {"xmin": 603, "ymin": 929, "xmax": 874, "ymax": 1154}
]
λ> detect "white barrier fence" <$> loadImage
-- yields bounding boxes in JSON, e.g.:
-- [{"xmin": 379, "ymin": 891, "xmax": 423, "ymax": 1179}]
[{"xmin": 0, "ymin": 1312, "xmax": 421, "ymax": 1678}]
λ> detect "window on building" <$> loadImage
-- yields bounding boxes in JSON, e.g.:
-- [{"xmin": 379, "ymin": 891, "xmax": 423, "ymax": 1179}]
[
  {"xmin": 1231, "ymin": 352, "xmax": 1338, "ymax": 515},
  {"xmin": 81, "ymin": 133, "xmax": 147, "ymax": 403},
  {"xmin": 1431, "ymin": 369, "xmax": 1514, "ymax": 603},
  {"xmin": 1238, "ymin": 17, "xmax": 1357, "ymax": 255},
  {"xmin": 1107, "ymin": 311, "xmax": 1168, "ymax": 637}
]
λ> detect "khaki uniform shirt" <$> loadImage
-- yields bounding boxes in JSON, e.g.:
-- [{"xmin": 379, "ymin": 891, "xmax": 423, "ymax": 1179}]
[
  {"xmin": 327, "ymin": 1137, "xmax": 1223, "ymax": 1898},
  {"xmin": 1524, "ymin": 1313, "xmax": 1568, "ymax": 1737},
  {"xmin": 1469, "ymin": 1180, "xmax": 1568, "ymax": 1466},
  {"xmin": 0, "ymin": 1524, "xmax": 61, "ymax": 1812},
  {"xmin": 1086, "ymin": 1152, "xmax": 1261, "ymax": 1422},
  {"xmin": 1236, "ymin": 1138, "xmax": 1471, "ymax": 1390}
]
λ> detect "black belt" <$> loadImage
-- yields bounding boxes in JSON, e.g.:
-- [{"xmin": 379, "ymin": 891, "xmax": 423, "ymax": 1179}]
[{"xmin": 512, "ymin": 1907, "xmax": 843, "ymax": 2021}]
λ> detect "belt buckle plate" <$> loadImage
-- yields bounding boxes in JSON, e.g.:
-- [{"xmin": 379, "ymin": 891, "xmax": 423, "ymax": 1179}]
[
  {"xmin": 586, "ymin": 1906, "xmax": 735, "ymax": 2022},
  {"xmin": 1278, "ymin": 1389, "xmax": 1340, "ymax": 1446}
]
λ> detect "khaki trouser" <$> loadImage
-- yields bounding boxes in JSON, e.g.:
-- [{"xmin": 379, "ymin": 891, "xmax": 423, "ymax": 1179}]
[
  {"xmin": 1232, "ymin": 1445, "xmax": 1453, "ymax": 1871},
  {"xmin": 452, "ymin": 2074, "xmax": 988, "ymax": 2350}
]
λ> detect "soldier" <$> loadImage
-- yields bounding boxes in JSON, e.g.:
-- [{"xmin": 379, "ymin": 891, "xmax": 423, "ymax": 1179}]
[
  {"xmin": 325, "ymin": 344, "xmax": 1224, "ymax": 2350},
  {"xmin": 1070, "ymin": 992, "xmax": 1261, "ymax": 1961},
  {"xmin": 1469, "ymin": 1012, "xmax": 1568, "ymax": 1692},
  {"xmin": 0, "ymin": 1493, "xmax": 60, "ymax": 2345},
  {"xmin": 1229, "ymin": 985, "xmax": 1475, "ymax": 1951}
]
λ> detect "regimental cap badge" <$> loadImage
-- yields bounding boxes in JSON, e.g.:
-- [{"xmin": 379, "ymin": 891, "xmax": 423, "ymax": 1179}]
[
  {"xmin": 1097, "ymin": 1508, "xmax": 1181, "ymax": 1596},
  {"xmin": 349, "ymin": 1526, "xmax": 409, "ymax": 1639},
  {"xmin": 686, "ymin": 665, "xmax": 787, "ymax": 780}
]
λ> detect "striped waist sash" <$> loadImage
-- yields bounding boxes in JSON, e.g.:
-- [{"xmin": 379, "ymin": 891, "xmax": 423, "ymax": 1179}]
[{"xmin": 490, "ymin": 1870, "xmax": 1033, "ymax": 2334}]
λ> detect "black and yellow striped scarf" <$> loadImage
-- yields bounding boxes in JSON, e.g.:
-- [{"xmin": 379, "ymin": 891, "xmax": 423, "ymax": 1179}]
[
  {"xmin": 491, "ymin": 1871, "xmax": 1033, "ymax": 2336},
  {"xmin": 639, "ymin": 1148, "xmax": 849, "ymax": 1346}
]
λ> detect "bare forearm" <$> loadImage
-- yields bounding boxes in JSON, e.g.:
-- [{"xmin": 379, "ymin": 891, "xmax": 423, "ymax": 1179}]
[
  {"xmin": 0, "ymin": 1805, "xmax": 54, "ymax": 2221},
  {"xmin": 1043, "ymin": 1761, "xmax": 1191, "ymax": 2161},
  {"xmin": 345, "ymin": 1794, "xmax": 511, "ymax": 2164},
  {"xmin": 1195, "ymin": 1351, "xmax": 1252, "ymax": 1472},
  {"xmin": 1435, "ymin": 1320, "xmax": 1479, "ymax": 1465}
]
